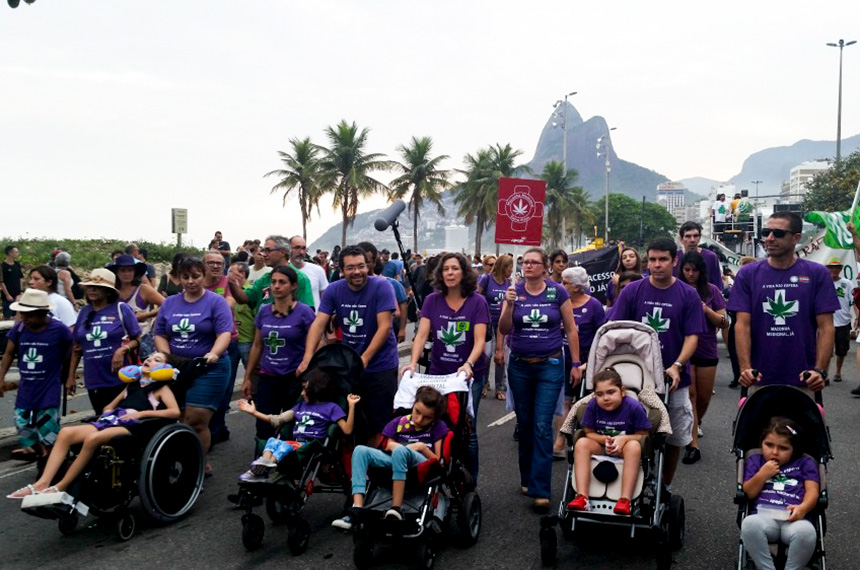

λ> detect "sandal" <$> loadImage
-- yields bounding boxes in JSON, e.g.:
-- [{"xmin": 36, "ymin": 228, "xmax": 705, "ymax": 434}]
[
  {"xmin": 10, "ymin": 448, "xmax": 39, "ymax": 462},
  {"xmin": 481, "ymin": 384, "xmax": 488, "ymax": 399},
  {"xmin": 7, "ymin": 484, "xmax": 40, "ymax": 499},
  {"xmin": 42, "ymin": 486, "xmax": 60, "ymax": 494},
  {"xmin": 495, "ymin": 391, "xmax": 506, "ymax": 401}
]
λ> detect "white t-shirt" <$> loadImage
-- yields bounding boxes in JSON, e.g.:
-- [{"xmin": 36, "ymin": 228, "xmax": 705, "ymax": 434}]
[
  {"xmin": 712, "ymin": 200, "xmax": 728, "ymax": 223},
  {"xmin": 48, "ymin": 292, "xmax": 77, "ymax": 326},
  {"xmin": 833, "ymin": 277, "xmax": 854, "ymax": 327},
  {"xmin": 297, "ymin": 262, "xmax": 329, "ymax": 310},
  {"xmin": 247, "ymin": 265, "xmax": 272, "ymax": 285}
]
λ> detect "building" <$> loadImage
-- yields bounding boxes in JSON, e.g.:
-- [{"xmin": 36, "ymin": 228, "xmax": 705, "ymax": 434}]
[
  {"xmin": 444, "ymin": 225, "xmax": 469, "ymax": 253},
  {"xmin": 786, "ymin": 161, "xmax": 831, "ymax": 198},
  {"xmin": 657, "ymin": 182, "xmax": 690, "ymax": 227}
]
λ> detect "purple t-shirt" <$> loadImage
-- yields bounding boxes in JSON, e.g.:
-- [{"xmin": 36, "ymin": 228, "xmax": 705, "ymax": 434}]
[
  {"xmin": 478, "ymin": 274, "xmax": 508, "ymax": 326},
  {"xmin": 154, "ymin": 291, "xmax": 234, "ymax": 358},
  {"xmin": 509, "ymin": 280, "xmax": 570, "ymax": 358},
  {"xmin": 673, "ymin": 247, "xmax": 723, "ymax": 291},
  {"xmin": 7, "ymin": 319, "xmax": 72, "ymax": 410},
  {"xmin": 610, "ymin": 278, "xmax": 706, "ymax": 388},
  {"xmin": 744, "ymin": 454, "xmax": 819, "ymax": 515},
  {"xmin": 727, "ymin": 259, "xmax": 839, "ymax": 387},
  {"xmin": 291, "ymin": 400, "xmax": 346, "ymax": 441},
  {"xmin": 581, "ymin": 396, "xmax": 651, "ymax": 436},
  {"xmin": 382, "ymin": 414, "xmax": 449, "ymax": 446},
  {"xmin": 254, "ymin": 303, "xmax": 315, "ymax": 375},
  {"xmin": 74, "ymin": 303, "xmax": 142, "ymax": 389},
  {"xmin": 421, "ymin": 292, "xmax": 490, "ymax": 377},
  {"xmin": 692, "ymin": 283, "xmax": 726, "ymax": 360},
  {"xmin": 570, "ymin": 296, "xmax": 606, "ymax": 363},
  {"xmin": 318, "ymin": 277, "xmax": 399, "ymax": 373}
]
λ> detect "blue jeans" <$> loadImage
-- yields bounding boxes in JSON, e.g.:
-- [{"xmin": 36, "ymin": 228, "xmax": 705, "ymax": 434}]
[
  {"xmin": 507, "ymin": 355, "xmax": 564, "ymax": 499},
  {"xmin": 209, "ymin": 341, "xmax": 240, "ymax": 436},
  {"xmin": 238, "ymin": 341, "xmax": 252, "ymax": 368},
  {"xmin": 351, "ymin": 445, "xmax": 427, "ymax": 495},
  {"xmin": 469, "ymin": 370, "xmax": 487, "ymax": 482}
]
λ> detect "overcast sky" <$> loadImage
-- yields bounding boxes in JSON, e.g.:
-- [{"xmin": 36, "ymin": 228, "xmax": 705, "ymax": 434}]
[{"xmin": 2, "ymin": 1, "xmax": 858, "ymax": 249}]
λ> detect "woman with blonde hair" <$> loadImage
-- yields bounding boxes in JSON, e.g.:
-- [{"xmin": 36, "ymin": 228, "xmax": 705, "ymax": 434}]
[{"xmin": 480, "ymin": 254, "xmax": 513, "ymax": 400}]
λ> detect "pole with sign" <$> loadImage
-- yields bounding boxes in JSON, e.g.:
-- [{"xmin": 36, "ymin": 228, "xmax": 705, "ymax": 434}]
[
  {"xmin": 495, "ymin": 177, "xmax": 547, "ymax": 286},
  {"xmin": 171, "ymin": 208, "xmax": 188, "ymax": 247}
]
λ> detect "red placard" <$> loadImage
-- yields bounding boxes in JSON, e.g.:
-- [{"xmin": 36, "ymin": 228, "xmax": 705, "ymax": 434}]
[{"xmin": 495, "ymin": 177, "xmax": 546, "ymax": 245}]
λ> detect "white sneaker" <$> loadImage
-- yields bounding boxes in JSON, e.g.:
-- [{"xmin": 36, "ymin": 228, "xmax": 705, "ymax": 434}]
[
  {"xmin": 252, "ymin": 457, "xmax": 277, "ymax": 468},
  {"xmin": 331, "ymin": 513, "xmax": 355, "ymax": 530},
  {"xmin": 239, "ymin": 470, "xmax": 268, "ymax": 483},
  {"xmin": 697, "ymin": 424, "xmax": 704, "ymax": 438}
]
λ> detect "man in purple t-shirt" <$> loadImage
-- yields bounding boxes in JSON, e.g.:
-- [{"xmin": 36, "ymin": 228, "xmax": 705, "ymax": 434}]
[
  {"xmin": 728, "ymin": 212, "xmax": 838, "ymax": 391},
  {"xmin": 609, "ymin": 237, "xmax": 705, "ymax": 485},
  {"xmin": 674, "ymin": 221, "xmax": 724, "ymax": 291},
  {"xmin": 298, "ymin": 245, "xmax": 399, "ymax": 444}
]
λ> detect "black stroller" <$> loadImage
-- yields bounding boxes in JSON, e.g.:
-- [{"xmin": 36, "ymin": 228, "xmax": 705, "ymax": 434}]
[
  {"xmin": 237, "ymin": 344, "xmax": 363, "ymax": 554},
  {"xmin": 733, "ymin": 385, "xmax": 831, "ymax": 570}
]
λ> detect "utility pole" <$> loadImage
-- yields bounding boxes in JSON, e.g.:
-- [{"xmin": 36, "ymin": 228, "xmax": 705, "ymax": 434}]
[{"xmin": 827, "ymin": 39, "xmax": 857, "ymax": 162}]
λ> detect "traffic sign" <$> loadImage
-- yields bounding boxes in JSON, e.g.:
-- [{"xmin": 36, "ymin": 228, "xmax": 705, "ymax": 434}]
[{"xmin": 495, "ymin": 177, "xmax": 546, "ymax": 246}]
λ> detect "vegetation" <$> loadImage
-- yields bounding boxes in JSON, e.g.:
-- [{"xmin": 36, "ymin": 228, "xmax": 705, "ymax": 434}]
[
  {"xmin": 539, "ymin": 160, "xmax": 585, "ymax": 250},
  {"xmin": 264, "ymin": 136, "xmax": 323, "ymax": 241},
  {"xmin": 802, "ymin": 150, "xmax": 860, "ymax": 212},
  {"xmin": 589, "ymin": 193, "xmax": 678, "ymax": 245}
]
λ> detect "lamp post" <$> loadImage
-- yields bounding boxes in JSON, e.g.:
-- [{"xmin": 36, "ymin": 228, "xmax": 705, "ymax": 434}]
[
  {"xmin": 751, "ymin": 180, "xmax": 762, "ymax": 198},
  {"xmin": 827, "ymin": 39, "xmax": 857, "ymax": 162},
  {"xmin": 553, "ymin": 91, "xmax": 577, "ymax": 248},
  {"xmin": 596, "ymin": 127, "xmax": 617, "ymax": 243}
]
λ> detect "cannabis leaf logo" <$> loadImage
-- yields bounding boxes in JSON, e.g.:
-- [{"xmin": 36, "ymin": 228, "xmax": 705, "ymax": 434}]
[
  {"xmin": 263, "ymin": 331, "xmax": 286, "ymax": 355},
  {"xmin": 523, "ymin": 309, "xmax": 548, "ymax": 328},
  {"xmin": 769, "ymin": 473, "xmax": 797, "ymax": 491},
  {"xmin": 344, "ymin": 310, "xmax": 364, "ymax": 333},
  {"xmin": 763, "ymin": 289, "xmax": 799, "ymax": 325},
  {"xmin": 295, "ymin": 415, "xmax": 315, "ymax": 434},
  {"xmin": 23, "ymin": 348, "xmax": 43, "ymax": 370},
  {"xmin": 172, "ymin": 318, "xmax": 196, "ymax": 338},
  {"xmin": 642, "ymin": 307, "xmax": 670, "ymax": 333},
  {"xmin": 437, "ymin": 323, "xmax": 465, "ymax": 353},
  {"xmin": 86, "ymin": 325, "xmax": 108, "ymax": 347},
  {"xmin": 836, "ymin": 286, "xmax": 845, "ymax": 299},
  {"xmin": 512, "ymin": 200, "xmax": 529, "ymax": 216},
  {"xmin": 602, "ymin": 428, "xmax": 622, "ymax": 437}
]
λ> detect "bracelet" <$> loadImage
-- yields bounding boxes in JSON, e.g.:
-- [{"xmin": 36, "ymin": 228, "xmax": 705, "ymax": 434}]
[{"xmin": 465, "ymin": 361, "xmax": 474, "ymax": 368}]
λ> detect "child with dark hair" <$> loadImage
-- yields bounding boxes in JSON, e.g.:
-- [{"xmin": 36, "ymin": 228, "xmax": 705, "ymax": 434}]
[
  {"xmin": 237, "ymin": 368, "xmax": 359, "ymax": 482},
  {"xmin": 333, "ymin": 386, "xmax": 448, "ymax": 529}
]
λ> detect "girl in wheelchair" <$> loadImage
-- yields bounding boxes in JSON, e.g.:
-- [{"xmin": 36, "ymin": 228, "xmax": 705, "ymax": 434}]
[
  {"xmin": 740, "ymin": 417, "xmax": 819, "ymax": 570},
  {"xmin": 236, "ymin": 368, "xmax": 360, "ymax": 482},
  {"xmin": 7, "ymin": 352, "xmax": 180, "ymax": 499}
]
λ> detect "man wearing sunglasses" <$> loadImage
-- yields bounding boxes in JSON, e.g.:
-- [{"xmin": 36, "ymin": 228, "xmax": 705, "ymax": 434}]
[{"xmin": 728, "ymin": 212, "xmax": 838, "ymax": 391}]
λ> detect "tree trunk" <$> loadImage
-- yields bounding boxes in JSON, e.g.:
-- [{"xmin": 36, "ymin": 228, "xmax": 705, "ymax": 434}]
[
  {"xmin": 301, "ymin": 196, "xmax": 308, "ymax": 241},
  {"xmin": 413, "ymin": 202, "xmax": 419, "ymax": 253},
  {"xmin": 474, "ymin": 212, "xmax": 484, "ymax": 258},
  {"xmin": 341, "ymin": 200, "xmax": 349, "ymax": 248}
]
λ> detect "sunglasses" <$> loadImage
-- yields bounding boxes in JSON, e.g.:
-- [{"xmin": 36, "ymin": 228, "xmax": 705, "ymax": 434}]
[{"xmin": 760, "ymin": 228, "xmax": 796, "ymax": 239}]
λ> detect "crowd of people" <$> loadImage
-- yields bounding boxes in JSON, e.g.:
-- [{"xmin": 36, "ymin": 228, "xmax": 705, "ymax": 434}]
[{"xmin": 0, "ymin": 213, "xmax": 846, "ymax": 567}]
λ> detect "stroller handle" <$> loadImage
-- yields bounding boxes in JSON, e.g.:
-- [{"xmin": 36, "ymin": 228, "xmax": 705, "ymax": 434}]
[{"xmin": 740, "ymin": 370, "xmax": 823, "ymax": 406}]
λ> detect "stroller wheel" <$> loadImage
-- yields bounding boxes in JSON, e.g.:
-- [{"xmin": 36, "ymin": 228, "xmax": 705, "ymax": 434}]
[
  {"xmin": 287, "ymin": 518, "xmax": 310, "ymax": 556},
  {"xmin": 266, "ymin": 497, "xmax": 290, "ymax": 524},
  {"xmin": 668, "ymin": 495, "xmax": 686, "ymax": 551},
  {"xmin": 416, "ymin": 540, "xmax": 437, "ymax": 570},
  {"xmin": 353, "ymin": 535, "xmax": 375, "ymax": 570},
  {"xmin": 116, "ymin": 512, "xmax": 136, "ymax": 542},
  {"xmin": 655, "ymin": 525, "xmax": 672, "ymax": 569},
  {"xmin": 539, "ymin": 526, "xmax": 557, "ymax": 567},
  {"xmin": 58, "ymin": 513, "xmax": 78, "ymax": 536},
  {"xmin": 453, "ymin": 492, "xmax": 482, "ymax": 547},
  {"xmin": 241, "ymin": 513, "xmax": 265, "ymax": 551}
]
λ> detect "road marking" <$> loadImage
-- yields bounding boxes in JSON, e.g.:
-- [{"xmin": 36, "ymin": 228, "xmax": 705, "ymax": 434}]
[
  {"xmin": 0, "ymin": 463, "xmax": 36, "ymax": 480},
  {"xmin": 487, "ymin": 411, "xmax": 516, "ymax": 427}
]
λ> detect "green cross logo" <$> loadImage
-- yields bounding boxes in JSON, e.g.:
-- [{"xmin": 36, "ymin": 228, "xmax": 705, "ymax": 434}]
[
  {"xmin": 23, "ymin": 348, "xmax": 43, "ymax": 370},
  {"xmin": 86, "ymin": 325, "xmax": 107, "ymax": 347},
  {"xmin": 172, "ymin": 317, "xmax": 196, "ymax": 338},
  {"xmin": 763, "ymin": 289, "xmax": 798, "ymax": 325},
  {"xmin": 523, "ymin": 309, "xmax": 548, "ymax": 328},
  {"xmin": 769, "ymin": 473, "xmax": 797, "ymax": 491},
  {"xmin": 263, "ymin": 331, "xmax": 286, "ymax": 355},
  {"xmin": 437, "ymin": 323, "xmax": 466, "ymax": 353},
  {"xmin": 836, "ymin": 285, "xmax": 846, "ymax": 299},
  {"xmin": 344, "ymin": 310, "xmax": 363, "ymax": 333},
  {"xmin": 643, "ymin": 307, "xmax": 670, "ymax": 333}
]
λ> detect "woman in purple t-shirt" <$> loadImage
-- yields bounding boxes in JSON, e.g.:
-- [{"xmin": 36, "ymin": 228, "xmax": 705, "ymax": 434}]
[
  {"xmin": 242, "ymin": 266, "xmax": 316, "ymax": 442},
  {"xmin": 679, "ymin": 251, "xmax": 728, "ymax": 465},
  {"xmin": 498, "ymin": 247, "xmax": 581, "ymax": 511},
  {"xmin": 479, "ymin": 254, "xmax": 513, "ymax": 400},
  {"xmin": 404, "ymin": 252, "xmax": 489, "ymax": 479},
  {"xmin": 607, "ymin": 246, "xmax": 642, "ymax": 307}
]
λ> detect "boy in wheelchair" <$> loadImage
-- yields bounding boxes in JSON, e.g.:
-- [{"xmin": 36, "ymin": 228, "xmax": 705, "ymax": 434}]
[{"xmin": 7, "ymin": 352, "xmax": 180, "ymax": 499}]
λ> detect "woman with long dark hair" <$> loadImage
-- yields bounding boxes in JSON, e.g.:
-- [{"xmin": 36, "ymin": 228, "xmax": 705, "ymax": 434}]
[
  {"xmin": 607, "ymin": 247, "xmax": 642, "ymax": 307},
  {"xmin": 548, "ymin": 249, "xmax": 568, "ymax": 284},
  {"xmin": 26, "ymin": 266, "xmax": 77, "ymax": 326},
  {"xmin": 158, "ymin": 252, "xmax": 189, "ymax": 297},
  {"xmin": 109, "ymin": 255, "xmax": 163, "ymax": 358}
]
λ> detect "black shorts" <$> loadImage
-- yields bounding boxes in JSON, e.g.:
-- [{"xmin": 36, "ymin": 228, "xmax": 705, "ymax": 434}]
[
  {"xmin": 690, "ymin": 355, "xmax": 719, "ymax": 368},
  {"xmin": 835, "ymin": 325, "xmax": 851, "ymax": 357},
  {"xmin": 356, "ymin": 367, "xmax": 398, "ymax": 439}
]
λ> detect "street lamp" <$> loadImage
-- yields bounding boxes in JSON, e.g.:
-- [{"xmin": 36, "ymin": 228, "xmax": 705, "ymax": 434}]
[
  {"xmin": 751, "ymin": 180, "xmax": 762, "ymax": 198},
  {"xmin": 553, "ymin": 91, "xmax": 577, "ymax": 248},
  {"xmin": 596, "ymin": 127, "xmax": 617, "ymax": 243},
  {"xmin": 826, "ymin": 39, "xmax": 857, "ymax": 162}
]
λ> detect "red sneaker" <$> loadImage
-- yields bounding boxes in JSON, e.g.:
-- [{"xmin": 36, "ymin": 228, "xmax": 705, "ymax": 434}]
[
  {"xmin": 614, "ymin": 497, "xmax": 631, "ymax": 515},
  {"xmin": 566, "ymin": 494, "xmax": 588, "ymax": 511}
]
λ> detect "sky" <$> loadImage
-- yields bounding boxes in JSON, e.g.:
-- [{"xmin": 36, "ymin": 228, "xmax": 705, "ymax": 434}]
[{"xmin": 2, "ymin": 1, "xmax": 859, "ymax": 249}]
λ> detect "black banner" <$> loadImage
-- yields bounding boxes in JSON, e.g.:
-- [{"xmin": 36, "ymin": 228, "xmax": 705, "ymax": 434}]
[{"xmin": 569, "ymin": 245, "xmax": 619, "ymax": 304}]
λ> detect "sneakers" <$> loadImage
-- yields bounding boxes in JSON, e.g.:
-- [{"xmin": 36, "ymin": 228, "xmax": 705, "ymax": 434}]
[
  {"xmin": 238, "ymin": 470, "xmax": 269, "ymax": 483},
  {"xmin": 332, "ymin": 507, "xmax": 360, "ymax": 530},
  {"xmin": 833, "ymin": 374, "xmax": 843, "ymax": 383},
  {"xmin": 250, "ymin": 458, "xmax": 276, "ymax": 476},
  {"xmin": 252, "ymin": 457, "xmax": 277, "ymax": 468},
  {"xmin": 682, "ymin": 446, "xmax": 702, "ymax": 465},
  {"xmin": 384, "ymin": 506, "xmax": 403, "ymax": 520},
  {"xmin": 697, "ymin": 423, "xmax": 704, "ymax": 438},
  {"xmin": 852, "ymin": 387, "xmax": 860, "ymax": 398},
  {"xmin": 566, "ymin": 494, "xmax": 588, "ymax": 511},
  {"xmin": 613, "ymin": 497, "xmax": 632, "ymax": 516}
]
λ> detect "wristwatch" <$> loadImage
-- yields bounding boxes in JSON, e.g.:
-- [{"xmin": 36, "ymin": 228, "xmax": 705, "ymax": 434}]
[
  {"xmin": 812, "ymin": 368, "xmax": 828, "ymax": 380},
  {"xmin": 673, "ymin": 361, "xmax": 684, "ymax": 369}
]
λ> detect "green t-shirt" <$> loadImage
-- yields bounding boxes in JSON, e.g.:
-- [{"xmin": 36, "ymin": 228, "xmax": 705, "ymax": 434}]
[
  {"xmin": 246, "ymin": 264, "xmax": 315, "ymax": 312},
  {"xmin": 234, "ymin": 284, "xmax": 256, "ymax": 343}
]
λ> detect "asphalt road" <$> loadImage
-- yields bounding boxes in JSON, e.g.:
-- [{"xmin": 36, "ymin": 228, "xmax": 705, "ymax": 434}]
[{"xmin": 0, "ymin": 344, "xmax": 858, "ymax": 569}]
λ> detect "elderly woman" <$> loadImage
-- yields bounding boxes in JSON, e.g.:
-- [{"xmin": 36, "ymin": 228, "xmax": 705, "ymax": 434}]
[
  {"xmin": 480, "ymin": 254, "xmax": 513, "ymax": 401},
  {"xmin": 68, "ymin": 268, "xmax": 142, "ymax": 415},
  {"xmin": 53, "ymin": 252, "xmax": 76, "ymax": 303},
  {"xmin": 499, "ymin": 247, "xmax": 581, "ymax": 511},
  {"xmin": 26, "ymin": 266, "xmax": 77, "ymax": 327},
  {"xmin": 154, "ymin": 257, "xmax": 233, "ymax": 476},
  {"xmin": 109, "ymin": 254, "xmax": 163, "ymax": 358}
]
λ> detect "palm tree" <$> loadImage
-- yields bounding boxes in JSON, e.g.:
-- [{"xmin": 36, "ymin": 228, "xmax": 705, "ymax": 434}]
[
  {"xmin": 539, "ymin": 160, "xmax": 581, "ymax": 250},
  {"xmin": 568, "ymin": 186, "xmax": 594, "ymax": 248},
  {"xmin": 263, "ymin": 137, "xmax": 322, "ymax": 240},
  {"xmin": 317, "ymin": 121, "xmax": 394, "ymax": 247},
  {"xmin": 390, "ymin": 136, "xmax": 453, "ymax": 251}
]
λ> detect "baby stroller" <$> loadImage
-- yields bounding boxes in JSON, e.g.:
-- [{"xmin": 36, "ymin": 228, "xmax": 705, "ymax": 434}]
[
  {"xmin": 541, "ymin": 320, "xmax": 685, "ymax": 569},
  {"xmin": 237, "ymin": 343, "xmax": 363, "ymax": 554},
  {"xmin": 351, "ymin": 371, "xmax": 481, "ymax": 570},
  {"xmin": 733, "ymin": 384, "xmax": 831, "ymax": 570},
  {"xmin": 20, "ymin": 359, "xmax": 207, "ymax": 541}
]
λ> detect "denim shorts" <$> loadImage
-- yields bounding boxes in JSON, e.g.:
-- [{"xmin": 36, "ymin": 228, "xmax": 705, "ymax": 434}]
[{"xmin": 185, "ymin": 355, "xmax": 231, "ymax": 411}]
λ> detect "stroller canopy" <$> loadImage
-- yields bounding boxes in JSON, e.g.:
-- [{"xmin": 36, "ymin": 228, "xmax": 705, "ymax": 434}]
[
  {"xmin": 303, "ymin": 344, "xmax": 364, "ymax": 394},
  {"xmin": 585, "ymin": 321, "xmax": 666, "ymax": 394}
]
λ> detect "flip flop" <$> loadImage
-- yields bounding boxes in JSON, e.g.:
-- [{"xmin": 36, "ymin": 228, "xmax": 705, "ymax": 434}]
[
  {"xmin": 7, "ymin": 484, "xmax": 40, "ymax": 499},
  {"xmin": 9, "ymin": 448, "xmax": 39, "ymax": 462},
  {"xmin": 495, "ymin": 391, "xmax": 506, "ymax": 401}
]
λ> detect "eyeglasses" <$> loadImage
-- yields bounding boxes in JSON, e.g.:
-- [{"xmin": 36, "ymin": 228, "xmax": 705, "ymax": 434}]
[
  {"xmin": 484, "ymin": 263, "xmax": 495, "ymax": 268},
  {"xmin": 343, "ymin": 264, "xmax": 367, "ymax": 272},
  {"xmin": 205, "ymin": 261, "xmax": 224, "ymax": 267},
  {"xmin": 522, "ymin": 260, "xmax": 543, "ymax": 266},
  {"xmin": 291, "ymin": 245, "xmax": 307, "ymax": 250},
  {"xmin": 760, "ymin": 228, "xmax": 796, "ymax": 239},
  {"xmin": 262, "ymin": 247, "xmax": 282, "ymax": 253}
]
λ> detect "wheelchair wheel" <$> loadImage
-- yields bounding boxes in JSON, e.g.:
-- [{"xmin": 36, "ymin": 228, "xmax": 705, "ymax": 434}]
[
  {"xmin": 539, "ymin": 526, "xmax": 557, "ymax": 567},
  {"xmin": 454, "ymin": 492, "xmax": 482, "ymax": 547},
  {"xmin": 58, "ymin": 513, "xmax": 78, "ymax": 536},
  {"xmin": 668, "ymin": 495, "xmax": 686, "ymax": 551},
  {"xmin": 416, "ymin": 539, "xmax": 437, "ymax": 570},
  {"xmin": 242, "ymin": 513, "xmax": 265, "ymax": 551},
  {"xmin": 116, "ymin": 512, "xmax": 136, "ymax": 542},
  {"xmin": 138, "ymin": 424, "xmax": 204, "ymax": 522},
  {"xmin": 287, "ymin": 517, "xmax": 310, "ymax": 556}
]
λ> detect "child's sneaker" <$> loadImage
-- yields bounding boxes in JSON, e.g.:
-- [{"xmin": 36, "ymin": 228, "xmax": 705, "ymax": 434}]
[
  {"xmin": 566, "ymin": 494, "xmax": 588, "ymax": 511},
  {"xmin": 613, "ymin": 497, "xmax": 631, "ymax": 515},
  {"xmin": 384, "ymin": 506, "xmax": 403, "ymax": 520},
  {"xmin": 250, "ymin": 463, "xmax": 274, "ymax": 477},
  {"xmin": 238, "ymin": 470, "xmax": 268, "ymax": 483},
  {"xmin": 331, "ymin": 508, "xmax": 359, "ymax": 530},
  {"xmin": 252, "ymin": 457, "xmax": 277, "ymax": 468}
]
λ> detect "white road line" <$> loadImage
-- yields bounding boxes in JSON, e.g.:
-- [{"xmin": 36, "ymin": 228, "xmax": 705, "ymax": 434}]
[
  {"xmin": 0, "ymin": 463, "xmax": 36, "ymax": 480},
  {"xmin": 487, "ymin": 411, "xmax": 516, "ymax": 427}
]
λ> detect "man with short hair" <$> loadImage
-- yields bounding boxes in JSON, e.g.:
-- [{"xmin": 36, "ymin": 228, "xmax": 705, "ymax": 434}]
[
  {"xmin": 211, "ymin": 231, "xmax": 232, "ymax": 275},
  {"xmin": 729, "ymin": 212, "xmax": 838, "ymax": 393},
  {"xmin": 609, "ymin": 237, "xmax": 705, "ymax": 485},
  {"xmin": 380, "ymin": 249, "xmax": 400, "ymax": 282},
  {"xmin": 290, "ymin": 235, "xmax": 328, "ymax": 309},
  {"xmin": 297, "ymin": 245, "xmax": 399, "ymax": 443},
  {"xmin": 675, "ymin": 221, "xmax": 723, "ymax": 290},
  {"xmin": 228, "ymin": 235, "xmax": 314, "ymax": 310},
  {"xmin": 1, "ymin": 245, "xmax": 23, "ymax": 318}
]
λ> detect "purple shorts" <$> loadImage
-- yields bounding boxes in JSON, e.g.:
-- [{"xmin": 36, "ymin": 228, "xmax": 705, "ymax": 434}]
[{"xmin": 90, "ymin": 408, "xmax": 139, "ymax": 432}]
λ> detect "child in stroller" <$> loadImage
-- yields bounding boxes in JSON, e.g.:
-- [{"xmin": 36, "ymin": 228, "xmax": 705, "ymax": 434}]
[{"xmin": 236, "ymin": 368, "xmax": 360, "ymax": 483}]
